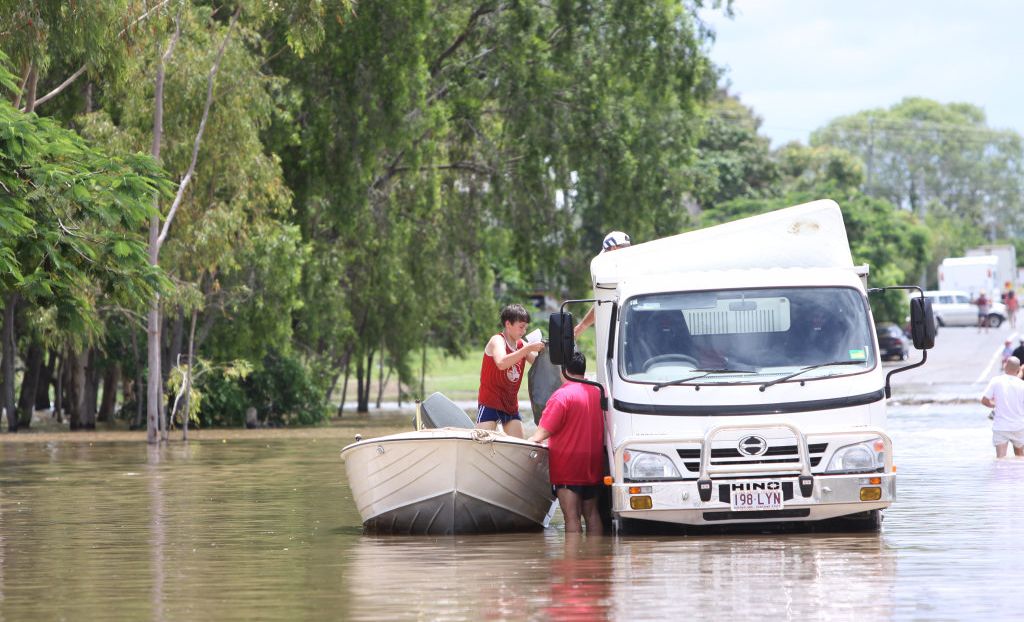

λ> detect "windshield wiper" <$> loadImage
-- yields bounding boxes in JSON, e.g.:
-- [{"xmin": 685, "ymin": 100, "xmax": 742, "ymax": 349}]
[
  {"xmin": 758, "ymin": 360, "xmax": 865, "ymax": 392},
  {"xmin": 653, "ymin": 368, "xmax": 757, "ymax": 392}
]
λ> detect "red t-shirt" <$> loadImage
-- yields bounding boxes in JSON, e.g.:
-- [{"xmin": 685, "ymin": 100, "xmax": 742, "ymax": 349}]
[
  {"xmin": 477, "ymin": 335, "xmax": 525, "ymax": 415},
  {"xmin": 539, "ymin": 382, "xmax": 605, "ymax": 485}
]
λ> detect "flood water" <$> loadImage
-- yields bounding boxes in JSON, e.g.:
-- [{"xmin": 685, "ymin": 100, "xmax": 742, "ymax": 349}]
[{"xmin": 0, "ymin": 402, "xmax": 1019, "ymax": 621}]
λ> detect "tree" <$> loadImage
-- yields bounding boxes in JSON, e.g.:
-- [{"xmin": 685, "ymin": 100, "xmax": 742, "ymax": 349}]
[
  {"xmin": 0, "ymin": 53, "xmax": 172, "ymax": 430},
  {"xmin": 269, "ymin": 1, "xmax": 718, "ymax": 411},
  {"xmin": 690, "ymin": 89, "xmax": 780, "ymax": 211},
  {"xmin": 811, "ymin": 98, "xmax": 1024, "ymax": 237}
]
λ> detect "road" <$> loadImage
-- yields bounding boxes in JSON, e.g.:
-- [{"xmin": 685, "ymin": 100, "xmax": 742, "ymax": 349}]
[{"xmin": 888, "ymin": 320, "xmax": 1019, "ymax": 404}]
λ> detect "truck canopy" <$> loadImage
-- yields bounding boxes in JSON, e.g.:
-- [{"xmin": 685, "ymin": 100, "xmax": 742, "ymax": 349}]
[{"xmin": 591, "ymin": 200, "xmax": 854, "ymax": 287}]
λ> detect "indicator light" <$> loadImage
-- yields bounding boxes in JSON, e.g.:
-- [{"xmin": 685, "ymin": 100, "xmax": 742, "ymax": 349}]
[
  {"xmin": 860, "ymin": 487, "xmax": 882, "ymax": 501},
  {"xmin": 630, "ymin": 496, "xmax": 653, "ymax": 510}
]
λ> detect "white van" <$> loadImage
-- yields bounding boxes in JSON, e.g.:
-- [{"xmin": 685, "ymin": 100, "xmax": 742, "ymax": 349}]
[
  {"xmin": 924, "ymin": 290, "xmax": 1006, "ymax": 328},
  {"xmin": 548, "ymin": 200, "xmax": 935, "ymax": 532}
]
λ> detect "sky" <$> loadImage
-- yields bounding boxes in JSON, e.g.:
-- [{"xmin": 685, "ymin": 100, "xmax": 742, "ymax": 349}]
[{"xmin": 699, "ymin": 1, "xmax": 1024, "ymax": 147}]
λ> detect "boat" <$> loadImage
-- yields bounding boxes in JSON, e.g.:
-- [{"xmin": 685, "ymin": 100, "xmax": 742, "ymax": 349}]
[{"xmin": 340, "ymin": 392, "xmax": 555, "ymax": 535}]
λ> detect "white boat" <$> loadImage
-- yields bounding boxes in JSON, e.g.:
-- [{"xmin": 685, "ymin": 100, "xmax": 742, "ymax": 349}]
[{"xmin": 340, "ymin": 394, "xmax": 554, "ymax": 535}]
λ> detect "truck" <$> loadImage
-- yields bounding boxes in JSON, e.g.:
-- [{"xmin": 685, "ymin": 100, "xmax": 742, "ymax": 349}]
[
  {"xmin": 966, "ymin": 244, "xmax": 1017, "ymax": 294},
  {"xmin": 547, "ymin": 200, "xmax": 935, "ymax": 532},
  {"xmin": 937, "ymin": 255, "xmax": 998, "ymax": 299}
]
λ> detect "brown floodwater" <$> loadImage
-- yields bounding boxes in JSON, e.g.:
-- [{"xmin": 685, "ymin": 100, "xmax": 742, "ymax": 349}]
[{"xmin": 0, "ymin": 404, "xmax": 1019, "ymax": 621}]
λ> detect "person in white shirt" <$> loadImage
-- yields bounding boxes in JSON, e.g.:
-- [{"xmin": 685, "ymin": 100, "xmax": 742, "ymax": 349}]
[{"xmin": 980, "ymin": 356, "xmax": 1024, "ymax": 458}]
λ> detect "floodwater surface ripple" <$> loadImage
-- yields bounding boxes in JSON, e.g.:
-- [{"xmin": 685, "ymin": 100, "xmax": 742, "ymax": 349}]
[{"xmin": 0, "ymin": 403, "xmax": 1018, "ymax": 621}]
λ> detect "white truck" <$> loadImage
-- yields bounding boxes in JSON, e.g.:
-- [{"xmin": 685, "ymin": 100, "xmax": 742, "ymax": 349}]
[
  {"xmin": 937, "ymin": 255, "xmax": 998, "ymax": 299},
  {"xmin": 966, "ymin": 244, "xmax": 1016, "ymax": 293},
  {"xmin": 548, "ymin": 200, "xmax": 935, "ymax": 532}
]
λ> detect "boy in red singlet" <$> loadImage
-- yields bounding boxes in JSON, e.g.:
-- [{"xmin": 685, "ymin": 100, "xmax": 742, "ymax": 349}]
[{"xmin": 476, "ymin": 304, "xmax": 545, "ymax": 438}]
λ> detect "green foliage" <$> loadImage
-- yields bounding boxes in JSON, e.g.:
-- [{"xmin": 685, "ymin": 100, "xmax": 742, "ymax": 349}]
[
  {"xmin": 690, "ymin": 89, "xmax": 780, "ymax": 209},
  {"xmin": 811, "ymin": 98, "xmax": 1024, "ymax": 236},
  {"xmin": 244, "ymin": 351, "xmax": 326, "ymax": 426},
  {"xmin": 0, "ymin": 56, "xmax": 173, "ymax": 345},
  {"xmin": 193, "ymin": 350, "xmax": 325, "ymax": 427}
]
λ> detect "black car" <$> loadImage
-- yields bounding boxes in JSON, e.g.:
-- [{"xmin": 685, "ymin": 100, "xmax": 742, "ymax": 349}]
[{"xmin": 876, "ymin": 323, "xmax": 911, "ymax": 361}]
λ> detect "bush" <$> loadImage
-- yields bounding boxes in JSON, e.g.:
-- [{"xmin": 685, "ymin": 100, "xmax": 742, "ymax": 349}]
[
  {"xmin": 244, "ymin": 352, "xmax": 327, "ymax": 426},
  {"xmin": 194, "ymin": 351, "xmax": 327, "ymax": 427}
]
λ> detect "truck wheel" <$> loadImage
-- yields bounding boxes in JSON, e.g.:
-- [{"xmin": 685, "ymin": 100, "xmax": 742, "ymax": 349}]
[{"xmin": 987, "ymin": 314, "xmax": 1003, "ymax": 328}]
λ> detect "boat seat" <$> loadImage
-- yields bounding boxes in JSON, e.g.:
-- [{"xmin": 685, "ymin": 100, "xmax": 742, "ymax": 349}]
[{"xmin": 419, "ymin": 392, "xmax": 475, "ymax": 429}]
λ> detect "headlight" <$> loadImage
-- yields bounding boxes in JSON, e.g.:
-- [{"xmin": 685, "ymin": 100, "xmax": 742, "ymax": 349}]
[
  {"xmin": 623, "ymin": 449, "xmax": 682, "ymax": 481},
  {"xmin": 825, "ymin": 438, "xmax": 885, "ymax": 473}
]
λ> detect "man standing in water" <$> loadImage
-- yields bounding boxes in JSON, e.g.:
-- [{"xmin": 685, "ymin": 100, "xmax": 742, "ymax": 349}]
[
  {"xmin": 476, "ymin": 303, "xmax": 545, "ymax": 438},
  {"xmin": 980, "ymin": 356, "xmax": 1024, "ymax": 458},
  {"xmin": 529, "ymin": 349, "xmax": 605, "ymax": 534}
]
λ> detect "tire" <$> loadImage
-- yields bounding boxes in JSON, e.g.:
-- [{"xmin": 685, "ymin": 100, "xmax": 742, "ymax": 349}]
[{"xmin": 987, "ymin": 314, "xmax": 1003, "ymax": 328}]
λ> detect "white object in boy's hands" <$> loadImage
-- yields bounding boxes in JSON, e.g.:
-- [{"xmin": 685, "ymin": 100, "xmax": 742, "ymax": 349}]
[{"xmin": 523, "ymin": 329, "xmax": 543, "ymax": 344}]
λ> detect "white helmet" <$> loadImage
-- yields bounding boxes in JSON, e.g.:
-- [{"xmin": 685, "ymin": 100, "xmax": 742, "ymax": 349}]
[{"xmin": 602, "ymin": 230, "xmax": 631, "ymax": 251}]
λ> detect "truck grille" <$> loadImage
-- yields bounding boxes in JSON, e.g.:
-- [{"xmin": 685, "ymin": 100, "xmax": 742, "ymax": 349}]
[{"xmin": 676, "ymin": 442, "xmax": 828, "ymax": 472}]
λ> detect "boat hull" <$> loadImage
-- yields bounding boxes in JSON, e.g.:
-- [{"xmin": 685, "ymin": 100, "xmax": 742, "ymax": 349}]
[{"xmin": 341, "ymin": 429, "xmax": 553, "ymax": 535}]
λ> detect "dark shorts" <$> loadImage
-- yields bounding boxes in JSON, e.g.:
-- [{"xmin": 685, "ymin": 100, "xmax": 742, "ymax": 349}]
[
  {"xmin": 552, "ymin": 484, "xmax": 602, "ymax": 501},
  {"xmin": 476, "ymin": 405, "xmax": 521, "ymax": 425}
]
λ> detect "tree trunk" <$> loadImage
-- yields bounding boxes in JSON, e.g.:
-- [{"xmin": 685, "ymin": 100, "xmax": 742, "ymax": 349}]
[
  {"xmin": 1, "ymin": 292, "xmax": 20, "ymax": 432},
  {"xmin": 147, "ymin": 26, "xmax": 171, "ymax": 445},
  {"xmin": 83, "ymin": 349, "xmax": 98, "ymax": 429},
  {"xmin": 35, "ymin": 349, "xmax": 55, "ymax": 411},
  {"xmin": 376, "ymin": 340, "xmax": 385, "ymax": 409},
  {"xmin": 18, "ymin": 342, "xmax": 43, "ymax": 429},
  {"xmin": 355, "ymin": 358, "xmax": 364, "ymax": 414},
  {"xmin": 358, "ymin": 350, "xmax": 374, "ymax": 413},
  {"xmin": 98, "ymin": 363, "xmax": 121, "ymax": 423},
  {"xmin": 68, "ymin": 349, "xmax": 88, "ymax": 430},
  {"xmin": 337, "ymin": 347, "xmax": 354, "ymax": 418},
  {"xmin": 54, "ymin": 352, "xmax": 64, "ymax": 423},
  {"xmin": 148, "ymin": 302, "xmax": 162, "ymax": 443},
  {"xmin": 23, "ymin": 62, "xmax": 38, "ymax": 114},
  {"xmin": 420, "ymin": 339, "xmax": 427, "ymax": 400}
]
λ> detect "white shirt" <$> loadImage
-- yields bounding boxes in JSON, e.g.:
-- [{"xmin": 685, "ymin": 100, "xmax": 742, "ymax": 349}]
[{"xmin": 981, "ymin": 373, "xmax": 1024, "ymax": 431}]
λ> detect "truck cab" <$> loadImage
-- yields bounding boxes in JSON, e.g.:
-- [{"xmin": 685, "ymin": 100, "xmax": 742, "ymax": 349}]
[{"xmin": 550, "ymin": 200, "xmax": 935, "ymax": 531}]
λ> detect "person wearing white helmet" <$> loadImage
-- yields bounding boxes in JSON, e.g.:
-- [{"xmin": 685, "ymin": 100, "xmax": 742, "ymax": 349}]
[{"xmin": 574, "ymin": 231, "xmax": 631, "ymax": 337}]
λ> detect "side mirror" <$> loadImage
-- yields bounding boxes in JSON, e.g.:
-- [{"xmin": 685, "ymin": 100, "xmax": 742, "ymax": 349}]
[
  {"xmin": 909, "ymin": 297, "xmax": 936, "ymax": 350},
  {"xmin": 548, "ymin": 312, "xmax": 576, "ymax": 365}
]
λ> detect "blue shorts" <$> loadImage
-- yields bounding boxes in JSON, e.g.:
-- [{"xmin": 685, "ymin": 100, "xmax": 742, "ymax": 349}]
[{"xmin": 476, "ymin": 405, "xmax": 521, "ymax": 425}]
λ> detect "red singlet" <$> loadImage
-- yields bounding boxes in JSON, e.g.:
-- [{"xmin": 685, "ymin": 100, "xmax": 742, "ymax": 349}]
[{"xmin": 478, "ymin": 335, "xmax": 525, "ymax": 415}]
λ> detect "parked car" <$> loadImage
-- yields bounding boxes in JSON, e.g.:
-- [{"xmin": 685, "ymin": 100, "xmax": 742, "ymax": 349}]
[
  {"xmin": 923, "ymin": 290, "xmax": 1007, "ymax": 327},
  {"xmin": 876, "ymin": 322, "xmax": 912, "ymax": 361}
]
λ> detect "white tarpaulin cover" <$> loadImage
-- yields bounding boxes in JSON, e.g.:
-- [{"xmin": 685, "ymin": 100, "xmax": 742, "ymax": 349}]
[{"xmin": 590, "ymin": 200, "xmax": 853, "ymax": 286}]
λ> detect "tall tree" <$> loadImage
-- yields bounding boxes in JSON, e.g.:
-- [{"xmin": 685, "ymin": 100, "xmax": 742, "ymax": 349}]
[
  {"xmin": 0, "ymin": 54, "xmax": 172, "ymax": 430},
  {"xmin": 270, "ymin": 1, "xmax": 717, "ymax": 411},
  {"xmin": 811, "ymin": 97, "xmax": 1024, "ymax": 236}
]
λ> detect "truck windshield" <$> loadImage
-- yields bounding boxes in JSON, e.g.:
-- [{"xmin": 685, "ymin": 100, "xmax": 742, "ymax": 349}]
[{"xmin": 619, "ymin": 287, "xmax": 874, "ymax": 386}]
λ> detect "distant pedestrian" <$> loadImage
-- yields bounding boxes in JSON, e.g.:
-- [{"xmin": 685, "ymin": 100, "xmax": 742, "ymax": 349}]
[
  {"xmin": 1012, "ymin": 339, "xmax": 1024, "ymax": 363},
  {"xmin": 1002, "ymin": 339, "xmax": 1014, "ymax": 364},
  {"xmin": 981, "ymin": 356, "xmax": 1024, "ymax": 458},
  {"xmin": 976, "ymin": 292, "xmax": 990, "ymax": 333},
  {"xmin": 1007, "ymin": 289, "xmax": 1019, "ymax": 329}
]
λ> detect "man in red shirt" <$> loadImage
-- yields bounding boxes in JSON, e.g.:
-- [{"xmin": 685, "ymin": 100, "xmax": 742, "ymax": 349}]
[
  {"xmin": 528, "ymin": 350, "xmax": 605, "ymax": 534},
  {"xmin": 476, "ymin": 303, "xmax": 545, "ymax": 438}
]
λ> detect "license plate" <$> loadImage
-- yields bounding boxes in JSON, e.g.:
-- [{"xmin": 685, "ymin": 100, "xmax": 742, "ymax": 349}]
[{"xmin": 729, "ymin": 481, "xmax": 785, "ymax": 511}]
